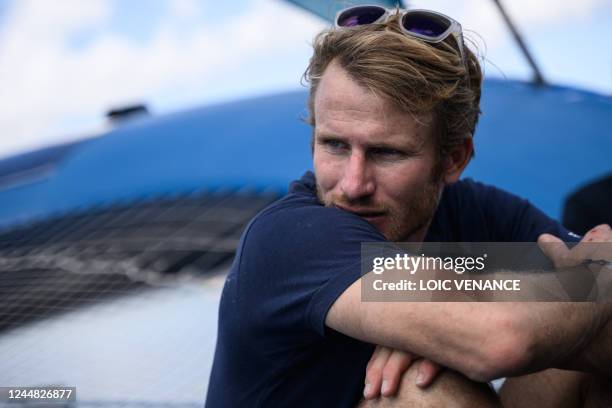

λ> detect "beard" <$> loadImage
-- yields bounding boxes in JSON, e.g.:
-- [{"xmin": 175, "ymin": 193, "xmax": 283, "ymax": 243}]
[
  {"xmin": 383, "ymin": 180, "xmax": 441, "ymax": 241},
  {"xmin": 316, "ymin": 176, "xmax": 443, "ymax": 242}
]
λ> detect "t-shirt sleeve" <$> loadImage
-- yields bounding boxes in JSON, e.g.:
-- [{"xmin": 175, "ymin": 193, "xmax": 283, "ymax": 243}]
[{"xmin": 235, "ymin": 204, "xmax": 386, "ymax": 343}]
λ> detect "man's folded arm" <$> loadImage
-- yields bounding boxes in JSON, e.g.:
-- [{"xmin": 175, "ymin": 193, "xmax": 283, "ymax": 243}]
[
  {"xmin": 326, "ymin": 276, "xmax": 612, "ymax": 382},
  {"xmin": 564, "ymin": 315, "xmax": 612, "ymax": 377}
]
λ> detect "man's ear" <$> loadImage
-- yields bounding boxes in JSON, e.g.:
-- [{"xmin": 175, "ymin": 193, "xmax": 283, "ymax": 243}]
[{"xmin": 443, "ymin": 138, "xmax": 473, "ymax": 185}]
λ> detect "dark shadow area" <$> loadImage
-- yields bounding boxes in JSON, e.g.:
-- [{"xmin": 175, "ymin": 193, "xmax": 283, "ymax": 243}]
[{"xmin": 562, "ymin": 173, "xmax": 612, "ymax": 235}]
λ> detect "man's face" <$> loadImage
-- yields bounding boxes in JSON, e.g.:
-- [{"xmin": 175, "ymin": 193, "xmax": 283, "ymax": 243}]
[{"xmin": 313, "ymin": 61, "xmax": 443, "ymax": 242}]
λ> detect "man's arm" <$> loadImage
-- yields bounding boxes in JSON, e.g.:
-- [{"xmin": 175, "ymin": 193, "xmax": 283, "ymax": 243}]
[
  {"xmin": 537, "ymin": 224, "xmax": 612, "ymax": 377},
  {"xmin": 327, "ymin": 280, "xmax": 609, "ymax": 381},
  {"xmin": 328, "ymin": 226, "xmax": 612, "ymax": 382},
  {"xmin": 575, "ymin": 318, "xmax": 612, "ymax": 377}
]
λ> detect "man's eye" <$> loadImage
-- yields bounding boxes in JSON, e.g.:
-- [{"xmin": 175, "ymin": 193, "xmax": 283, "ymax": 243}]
[
  {"xmin": 371, "ymin": 148, "xmax": 405, "ymax": 159},
  {"xmin": 321, "ymin": 139, "xmax": 348, "ymax": 151}
]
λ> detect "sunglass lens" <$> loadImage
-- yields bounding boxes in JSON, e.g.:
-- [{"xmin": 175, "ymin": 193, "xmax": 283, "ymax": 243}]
[
  {"xmin": 337, "ymin": 6, "xmax": 386, "ymax": 27},
  {"xmin": 402, "ymin": 12, "xmax": 450, "ymax": 37}
]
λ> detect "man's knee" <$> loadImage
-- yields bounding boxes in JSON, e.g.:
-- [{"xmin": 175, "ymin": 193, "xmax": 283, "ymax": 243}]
[{"xmin": 358, "ymin": 363, "xmax": 500, "ymax": 408}]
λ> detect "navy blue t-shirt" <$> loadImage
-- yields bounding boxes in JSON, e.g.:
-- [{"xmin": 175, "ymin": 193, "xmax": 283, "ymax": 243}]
[{"xmin": 205, "ymin": 172, "xmax": 579, "ymax": 407}]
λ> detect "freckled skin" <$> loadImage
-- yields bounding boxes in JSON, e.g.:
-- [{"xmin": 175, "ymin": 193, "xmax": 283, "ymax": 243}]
[{"xmin": 312, "ymin": 61, "xmax": 445, "ymax": 242}]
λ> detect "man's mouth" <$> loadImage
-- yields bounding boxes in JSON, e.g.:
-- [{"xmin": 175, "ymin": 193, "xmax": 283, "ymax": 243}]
[{"xmin": 334, "ymin": 204, "xmax": 386, "ymax": 219}]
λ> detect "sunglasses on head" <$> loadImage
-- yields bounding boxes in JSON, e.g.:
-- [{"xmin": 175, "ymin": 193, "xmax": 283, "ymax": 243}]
[{"xmin": 335, "ymin": 5, "xmax": 466, "ymax": 65}]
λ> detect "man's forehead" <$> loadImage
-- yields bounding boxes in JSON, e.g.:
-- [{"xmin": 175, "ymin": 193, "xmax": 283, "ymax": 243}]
[
  {"xmin": 313, "ymin": 61, "xmax": 432, "ymax": 144},
  {"xmin": 314, "ymin": 61, "xmax": 386, "ymax": 113}
]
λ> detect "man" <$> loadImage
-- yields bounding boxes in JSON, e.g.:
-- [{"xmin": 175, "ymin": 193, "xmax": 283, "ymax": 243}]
[{"xmin": 206, "ymin": 6, "xmax": 611, "ymax": 407}]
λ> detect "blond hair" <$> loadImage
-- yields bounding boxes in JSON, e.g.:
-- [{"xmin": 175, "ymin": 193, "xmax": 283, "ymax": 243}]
[{"xmin": 303, "ymin": 16, "xmax": 482, "ymax": 164}]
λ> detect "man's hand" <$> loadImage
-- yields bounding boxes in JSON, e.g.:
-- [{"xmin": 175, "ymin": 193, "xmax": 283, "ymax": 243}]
[
  {"xmin": 537, "ymin": 224, "xmax": 612, "ymax": 375},
  {"xmin": 363, "ymin": 345, "xmax": 441, "ymax": 399},
  {"xmin": 538, "ymin": 224, "xmax": 612, "ymax": 268}
]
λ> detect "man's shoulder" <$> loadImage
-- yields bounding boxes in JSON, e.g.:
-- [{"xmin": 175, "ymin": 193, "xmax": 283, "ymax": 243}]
[
  {"xmin": 244, "ymin": 171, "xmax": 351, "ymax": 236},
  {"xmin": 447, "ymin": 178, "xmax": 517, "ymax": 200},
  {"xmin": 432, "ymin": 178, "xmax": 557, "ymax": 242},
  {"xmin": 445, "ymin": 178, "xmax": 541, "ymax": 215},
  {"xmin": 443, "ymin": 178, "xmax": 579, "ymax": 242},
  {"xmin": 243, "ymin": 189, "xmax": 383, "ymax": 253}
]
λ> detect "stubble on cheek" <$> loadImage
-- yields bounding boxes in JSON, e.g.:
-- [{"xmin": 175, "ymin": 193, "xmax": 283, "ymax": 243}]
[
  {"xmin": 314, "ymin": 176, "xmax": 442, "ymax": 242},
  {"xmin": 388, "ymin": 181, "xmax": 442, "ymax": 241}
]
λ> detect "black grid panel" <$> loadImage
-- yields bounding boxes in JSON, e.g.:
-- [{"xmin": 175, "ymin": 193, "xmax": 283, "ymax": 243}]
[{"xmin": 0, "ymin": 191, "xmax": 279, "ymax": 334}]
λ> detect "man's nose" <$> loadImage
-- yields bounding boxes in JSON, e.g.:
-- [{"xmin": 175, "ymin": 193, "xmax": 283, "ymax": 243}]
[{"xmin": 340, "ymin": 151, "xmax": 375, "ymax": 200}]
